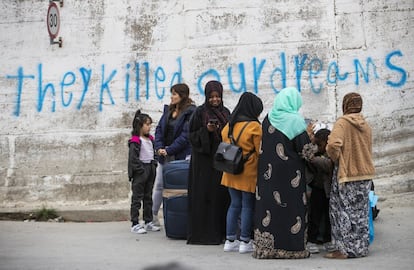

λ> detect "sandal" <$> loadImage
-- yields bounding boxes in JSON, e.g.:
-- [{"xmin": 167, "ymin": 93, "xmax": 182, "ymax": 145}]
[{"xmin": 324, "ymin": 250, "xmax": 348, "ymax": 259}]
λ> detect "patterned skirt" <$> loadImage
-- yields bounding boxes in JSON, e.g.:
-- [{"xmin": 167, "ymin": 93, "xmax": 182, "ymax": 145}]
[{"xmin": 330, "ymin": 166, "xmax": 372, "ymax": 258}]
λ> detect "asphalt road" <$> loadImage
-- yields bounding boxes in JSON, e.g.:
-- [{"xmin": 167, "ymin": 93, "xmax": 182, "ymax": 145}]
[{"xmin": 1, "ymin": 193, "xmax": 413, "ymax": 270}]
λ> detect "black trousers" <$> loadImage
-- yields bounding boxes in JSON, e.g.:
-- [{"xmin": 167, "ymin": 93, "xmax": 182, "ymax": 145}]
[
  {"xmin": 130, "ymin": 163, "xmax": 156, "ymax": 225},
  {"xmin": 308, "ymin": 187, "xmax": 331, "ymax": 243}
]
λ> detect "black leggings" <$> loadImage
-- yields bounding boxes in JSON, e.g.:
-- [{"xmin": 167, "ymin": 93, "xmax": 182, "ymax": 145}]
[{"xmin": 130, "ymin": 163, "xmax": 156, "ymax": 225}]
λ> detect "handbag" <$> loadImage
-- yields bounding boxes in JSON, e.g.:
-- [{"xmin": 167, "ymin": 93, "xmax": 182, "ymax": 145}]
[{"xmin": 213, "ymin": 122, "xmax": 254, "ymax": 174}]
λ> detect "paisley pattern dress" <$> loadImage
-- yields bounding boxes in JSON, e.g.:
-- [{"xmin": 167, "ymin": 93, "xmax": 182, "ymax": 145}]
[
  {"xmin": 253, "ymin": 116, "xmax": 310, "ymax": 259},
  {"xmin": 330, "ymin": 165, "xmax": 372, "ymax": 257}
]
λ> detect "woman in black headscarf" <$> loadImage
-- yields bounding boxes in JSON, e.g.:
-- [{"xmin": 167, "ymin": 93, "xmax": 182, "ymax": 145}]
[
  {"xmin": 187, "ymin": 80, "xmax": 231, "ymax": 245},
  {"xmin": 221, "ymin": 92, "xmax": 264, "ymax": 254}
]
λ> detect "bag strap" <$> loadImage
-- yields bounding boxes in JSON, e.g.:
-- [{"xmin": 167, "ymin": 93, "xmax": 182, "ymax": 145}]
[
  {"xmin": 229, "ymin": 121, "xmax": 255, "ymax": 161},
  {"xmin": 243, "ymin": 150, "xmax": 255, "ymax": 161},
  {"xmin": 229, "ymin": 121, "xmax": 250, "ymax": 145}
]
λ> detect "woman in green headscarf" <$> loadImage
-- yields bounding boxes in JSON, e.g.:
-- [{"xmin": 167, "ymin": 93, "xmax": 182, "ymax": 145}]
[{"xmin": 253, "ymin": 87, "xmax": 311, "ymax": 259}]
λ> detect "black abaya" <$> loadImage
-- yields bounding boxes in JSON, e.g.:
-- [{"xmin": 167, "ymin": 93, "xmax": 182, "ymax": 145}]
[{"xmin": 187, "ymin": 106, "xmax": 230, "ymax": 245}]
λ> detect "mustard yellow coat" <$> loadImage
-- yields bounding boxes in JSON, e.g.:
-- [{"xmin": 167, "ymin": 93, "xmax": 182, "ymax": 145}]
[{"xmin": 220, "ymin": 121, "xmax": 262, "ymax": 193}]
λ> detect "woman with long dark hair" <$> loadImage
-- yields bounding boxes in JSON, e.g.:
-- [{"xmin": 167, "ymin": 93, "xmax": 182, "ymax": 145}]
[{"xmin": 152, "ymin": 83, "xmax": 196, "ymax": 226}]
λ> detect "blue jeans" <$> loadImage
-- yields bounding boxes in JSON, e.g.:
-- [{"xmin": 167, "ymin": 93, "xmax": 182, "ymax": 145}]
[{"xmin": 226, "ymin": 188, "xmax": 255, "ymax": 242}]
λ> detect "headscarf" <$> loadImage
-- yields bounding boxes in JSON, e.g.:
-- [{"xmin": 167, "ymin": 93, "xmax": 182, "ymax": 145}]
[
  {"xmin": 202, "ymin": 80, "xmax": 229, "ymax": 127},
  {"xmin": 229, "ymin": 92, "xmax": 263, "ymax": 127},
  {"xmin": 342, "ymin": 92, "xmax": 363, "ymax": 115},
  {"xmin": 268, "ymin": 87, "xmax": 307, "ymax": 140}
]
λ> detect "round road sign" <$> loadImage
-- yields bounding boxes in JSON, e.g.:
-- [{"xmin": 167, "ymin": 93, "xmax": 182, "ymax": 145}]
[{"xmin": 47, "ymin": 2, "xmax": 60, "ymax": 39}]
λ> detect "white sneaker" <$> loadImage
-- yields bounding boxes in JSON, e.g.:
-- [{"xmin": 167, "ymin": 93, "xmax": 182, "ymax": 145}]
[
  {"xmin": 144, "ymin": 221, "xmax": 161, "ymax": 232},
  {"xmin": 307, "ymin": 242, "xmax": 320, "ymax": 254},
  {"xmin": 152, "ymin": 216, "xmax": 161, "ymax": 227},
  {"xmin": 131, "ymin": 224, "xmax": 147, "ymax": 234},
  {"xmin": 324, "ymin": 242, "xmax": 336, "ymax": 252},
  {"xmin": 223, "ymin": 240, "xmax": 240, "ymax": 252},
  {"xmin": 239, "ymin": 240, "xmax": 254, "ymax": 254}
]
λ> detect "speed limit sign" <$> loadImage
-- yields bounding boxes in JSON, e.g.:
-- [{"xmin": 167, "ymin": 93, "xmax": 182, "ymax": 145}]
[{"xmin": 47, "ymin": 2, "xmax": 60, "ymax": 39}]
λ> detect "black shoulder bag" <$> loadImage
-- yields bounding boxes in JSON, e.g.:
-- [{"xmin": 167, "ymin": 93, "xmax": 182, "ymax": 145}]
[{"xmin": 213, "ymin": 122, "xmax": 254, "ymax": 175}]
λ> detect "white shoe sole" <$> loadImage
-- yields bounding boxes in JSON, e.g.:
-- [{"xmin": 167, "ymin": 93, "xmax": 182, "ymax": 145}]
[
  {"xmin": 239, "ymin": 249, "xmax": 254, "ymax": 254},
  {"xmin": 224, "ymin": 247, "xmax": 239, "ymax": 252}
]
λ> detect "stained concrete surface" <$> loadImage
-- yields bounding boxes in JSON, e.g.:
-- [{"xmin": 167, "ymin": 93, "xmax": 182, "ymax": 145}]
[{"xmin": 0, "ymin": 192, "xmax": 413, "ymax": 270}]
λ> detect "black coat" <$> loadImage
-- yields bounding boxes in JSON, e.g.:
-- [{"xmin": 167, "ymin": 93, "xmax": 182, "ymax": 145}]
[
  {"xmin": 127, "ymin": 135, "xmax": 156, "ymax": 181},
  {"xmin": 186, "ymin": 105, "xmax": 231, "ymax": 245}
]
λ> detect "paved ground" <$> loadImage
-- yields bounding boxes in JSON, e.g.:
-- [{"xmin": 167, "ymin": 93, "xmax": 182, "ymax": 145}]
[{"xmin": 0, "ymin": 192, "xmax": 413, "ymax": 270}]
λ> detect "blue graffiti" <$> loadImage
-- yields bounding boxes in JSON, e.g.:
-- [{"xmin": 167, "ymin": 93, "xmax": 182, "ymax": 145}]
[
  {"xmin": 269, "ymin": 53, "xmax": 286, "ymax": 93},
  {"xmin": 294, "ymin": 54, "xmax": 307, "ymax": 93},
  {"xmin": 196, "ymin": 69, "xmax": 221, "ymax": 95},
  {"xmin": 194, "ymin": 50, "xmax": 407, "ymax": 94},
  {"xmin": 354, "ymin": 57, "xmax": 379, "ymax": 85},
  {"xmin": 327, "ymin": 61, "xmax": 349, "ymax": 84},
  {"xmin": 227, "ymin": 63, "xmax": 246, "ymax": 93},
  {"xmin": 61, "ymin": 71, "xmax": 75, "ymax": 107},
  {"xmin": 308, "ymin": 57, "xmax": 323, "ymax": 94},
  {"xmin": 125, "ymin": 63, "xmax": 131, "ymax": 102},
  {"xmin": 253, "ymin": 57, "xmax": 266, "ymax": 93},
  {"xmin": 126, "ymin": 59, "xmax": 182, "ymax": 101},
  {"xmin": 4, "ymin": 51, "xmax": 408, "ymax": 116},
  {"xmin": 77, "ymin": 67, "xmax": 92, "ymax": 110},
  {"xmin": 99, "ymin": 65, "xmax": 116, "ymax": 111},
  {"xmin": 385, "ymin": 50, "xmax": 406, "ymax": 87},
  {"xmin": 38, "ymin": 64, "xmax": 56, "ymax": 113},
  {"xmin": 6, "ymin": 67, "xmax": 35, "ymax": 116}
]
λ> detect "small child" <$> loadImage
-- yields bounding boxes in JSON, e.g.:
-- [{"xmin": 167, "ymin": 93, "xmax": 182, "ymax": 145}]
[
  {"xmin": 304, "ymin": 128, "xmax": 334, "ymax": 253},
  {"xmin": 128, "ymin": 110, "xmax": 160, "ymax": 234}
]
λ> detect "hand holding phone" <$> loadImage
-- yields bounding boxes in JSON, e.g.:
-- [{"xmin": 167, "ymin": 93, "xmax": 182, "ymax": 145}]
[
  {"xmin": 207, "ymin": 118, "xmax": 219, "ymax": 131},
  {"xmin": 208, "ymin": 118, "xmax": 219, "ymax": 125}
]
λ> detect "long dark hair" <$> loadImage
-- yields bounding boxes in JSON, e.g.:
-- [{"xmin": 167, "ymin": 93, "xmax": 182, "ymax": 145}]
[
  {"xmin": 168, "ymin": 83, "xmax": 194, "ymax": 116},
  {"xmin": 132, "ymin": 110, "xmax": 152, "ymax": 136}
]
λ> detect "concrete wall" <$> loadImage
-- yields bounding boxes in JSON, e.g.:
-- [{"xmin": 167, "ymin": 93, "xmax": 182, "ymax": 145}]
[{"xmin": 0, "ymin": 0, "xmax": 413, "ymax": 209}]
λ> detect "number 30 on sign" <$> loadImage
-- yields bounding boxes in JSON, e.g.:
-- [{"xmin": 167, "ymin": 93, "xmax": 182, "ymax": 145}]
[{"xmin": 47, "ymin": 2, "xmax": 60, "ymax": 40}]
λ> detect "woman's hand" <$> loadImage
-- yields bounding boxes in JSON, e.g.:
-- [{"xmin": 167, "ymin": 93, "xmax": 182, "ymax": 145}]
[
  {"xmin": 157, "ymin": 149, "xmax": 168, "ymax": 156},
  {"xmin": 207, "ymin": 122, "xmax": 219, "ymax": 132}
]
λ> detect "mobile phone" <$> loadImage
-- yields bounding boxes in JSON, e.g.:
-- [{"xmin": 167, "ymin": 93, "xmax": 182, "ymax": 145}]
[{"xmin": 208, "ymin": 118, "xmax": 219, "ymax": 125}]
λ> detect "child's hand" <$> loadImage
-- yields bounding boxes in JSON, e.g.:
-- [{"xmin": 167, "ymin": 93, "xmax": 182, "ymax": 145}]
[
  {"xmin": 157, "ymin": 149, "xmax": 168, "ymax": 156},
  {"xmin": 306, "ymin": 122, "xmax": 316, "ymax": 140}
]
